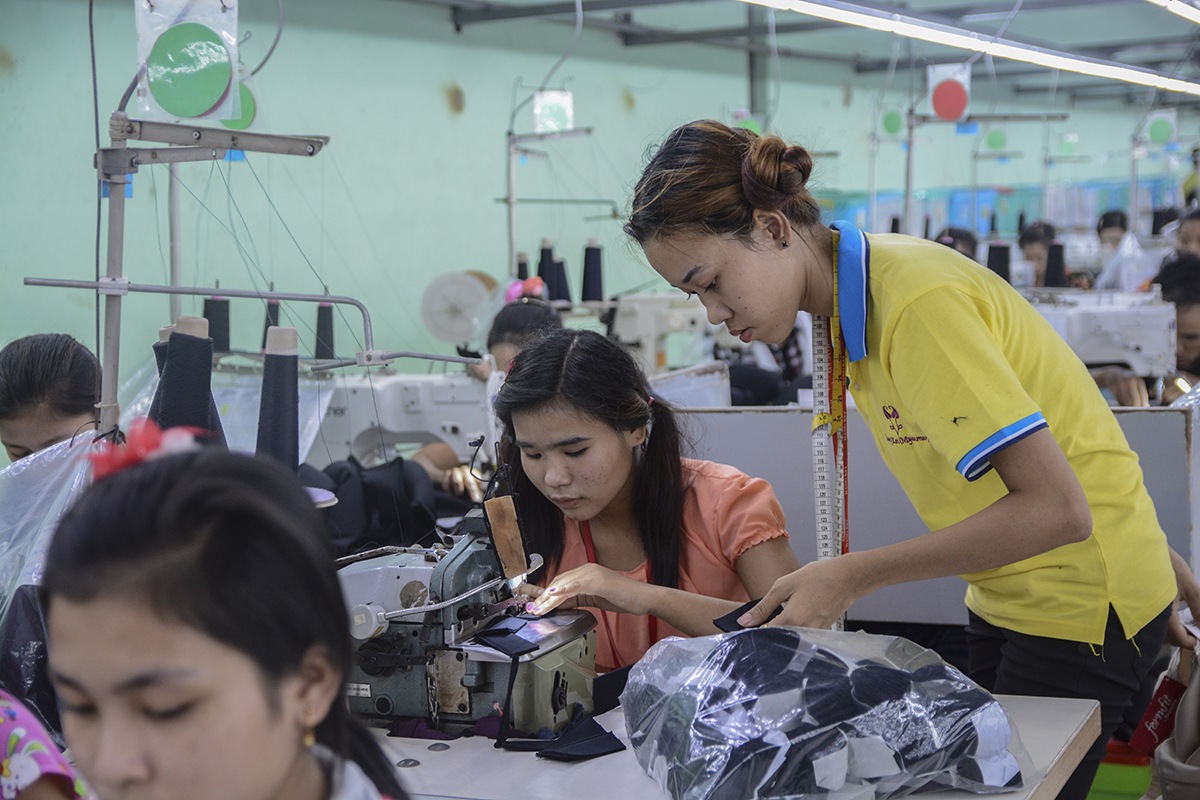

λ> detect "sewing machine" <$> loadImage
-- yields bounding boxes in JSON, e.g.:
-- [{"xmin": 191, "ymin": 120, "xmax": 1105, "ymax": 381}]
[
  {"xmin": 1021, "ymin": 287, "xmax": 1176, "ymax": 377},
  {"xmin": 338, "ymin": 508, "xmax": 596, "ymax": 735},
  {"xmin": 304, "ymin": 369, "xmax": 505, "ymax": 471},
  {"xmin": 609, "ymin": 292, "xmax": 710, "ymax": 375}
]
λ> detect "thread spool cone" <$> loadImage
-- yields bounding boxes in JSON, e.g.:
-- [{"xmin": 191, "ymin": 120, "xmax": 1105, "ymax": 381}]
[
  {"xmin": 986, "ymin": 243, "xmax": 1011, "ymax": 283},
  {"xmin": 315, "ymin": 303, "xmax": 335, "ymax": 360},
  {"xmin": 203, "ymin": 297, "xmax": 231, "ymax": 353},
  {"xmin": 582, "ymin": 239, "xmax": 603, "ymax": 302}
]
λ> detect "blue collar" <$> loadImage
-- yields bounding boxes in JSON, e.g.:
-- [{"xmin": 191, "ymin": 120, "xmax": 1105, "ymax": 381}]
[{"xmin": 830, "ymin": 220, "xmax": 869, "ymax": 363}]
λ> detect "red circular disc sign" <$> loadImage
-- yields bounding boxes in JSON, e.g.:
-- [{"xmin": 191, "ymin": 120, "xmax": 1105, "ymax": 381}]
[{"xmin": 932, "ymin": 79, "xmax": 969, "ymax": 121}]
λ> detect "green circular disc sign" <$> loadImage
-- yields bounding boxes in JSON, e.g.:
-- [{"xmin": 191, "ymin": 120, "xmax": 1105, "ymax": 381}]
[
  {"xmin": 882, "ymin": 110, "xmax": 902, "ymax": 135},
  {"xmin": 147, "ymin": 22, "xmax": 232, "ymax": 118},
  {"xmin": 220, "ymin": 83, "xmax": 257, "ymax": 130}
]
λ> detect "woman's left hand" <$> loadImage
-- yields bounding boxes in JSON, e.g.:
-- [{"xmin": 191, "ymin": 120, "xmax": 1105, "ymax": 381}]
[
  {"xmin": 525, "ymin": 563, "xmax": 651, "ymax": 617},
  {"xmin": 1167, "ymin": 548, "xmax": 1200, "ymax": 649}
]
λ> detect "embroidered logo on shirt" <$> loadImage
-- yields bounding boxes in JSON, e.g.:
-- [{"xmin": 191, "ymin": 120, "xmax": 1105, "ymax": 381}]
[{"xmin": 881, "ymin": 405, "xmax": 929, "ymax": 446}]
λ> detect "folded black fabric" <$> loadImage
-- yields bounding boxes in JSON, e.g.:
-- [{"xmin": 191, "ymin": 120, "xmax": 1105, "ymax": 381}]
[
  {"xmin": 593, "ymin": 664, "xmax": 632, "ymax": 716},
  {"xmin": 473, "ymin": 617, "xmax": 538, "ymax": 657},
  {"xmin": 535, "ymin": 717, "xmax": 626, "ymax": 762},
  {"xmin": 713, "ymin": 598, "xmax": 782, "ymax": 632}
]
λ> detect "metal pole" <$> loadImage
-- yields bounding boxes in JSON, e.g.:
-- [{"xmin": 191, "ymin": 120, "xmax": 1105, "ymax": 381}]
[
  {"xmin": 168, "ymin": 162, "xmax": 182, "ymax": 323},
  {"xmin": 506, "ymin": 133, "xmax": 518, "ymax": 279},
  {"xmin": 99, "ymin": 158, "xmax": 128, "ymax": 436},
  {"xmin": 902, "ymin": 107, "xmax": 915, "ymax": 235},
  {"xmin": 867, "ymin": 133, "xmax": 879, "ymax": 233}
]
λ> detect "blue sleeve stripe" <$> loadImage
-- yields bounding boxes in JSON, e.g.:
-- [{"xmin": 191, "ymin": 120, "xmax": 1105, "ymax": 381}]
[{"xmin": 956, "ymin": 412, "xmax": 1049, "ymax": 481}]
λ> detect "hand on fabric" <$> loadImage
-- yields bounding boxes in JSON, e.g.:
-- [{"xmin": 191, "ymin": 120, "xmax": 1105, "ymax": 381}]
[
  {"xmin": 442, "ymin": 465, "xmax": 484, "ymax": 503},
  {"xmin": 736, "ymin": 557, "xmax": 861, "ymax": 630},
  {"xmin": 525, "ymin": 563, "xmax": 651, "ymax": 617}
]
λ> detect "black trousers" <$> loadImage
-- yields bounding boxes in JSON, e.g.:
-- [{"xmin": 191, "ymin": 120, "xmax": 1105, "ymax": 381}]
[{"xmin": 965, "ymin": 604, "xmax": 1170, "ymax": 800}]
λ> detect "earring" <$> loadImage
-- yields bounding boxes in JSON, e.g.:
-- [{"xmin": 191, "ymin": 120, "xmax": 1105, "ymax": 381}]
[
  {"xmin": 781, "ymin": 240, "xmax": 790, "ymax": 248},
  {"xmin": 303, "ymin": 727, "xmax": 316, "ymax": 748}
]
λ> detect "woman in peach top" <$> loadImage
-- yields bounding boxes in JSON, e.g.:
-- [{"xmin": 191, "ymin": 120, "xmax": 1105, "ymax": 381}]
[{"xmin": 494, "ymin": 328, "xmax": 799, "ymax": 672}]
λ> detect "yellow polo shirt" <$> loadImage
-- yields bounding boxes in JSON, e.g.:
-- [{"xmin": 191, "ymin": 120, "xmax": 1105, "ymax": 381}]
[{"xmin": 836, "ymin": 228, "xmax": 1173, "ymax": 644}]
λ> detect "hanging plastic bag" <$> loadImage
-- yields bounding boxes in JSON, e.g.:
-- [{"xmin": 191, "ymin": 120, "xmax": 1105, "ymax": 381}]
[
  {"xmin": 621, "ymin": 627, "xmax": 1035, "ymax": 800},
  {"xmin": 1146, "ymin": 649, "xmax": 1200, "ymax": 800},
  {"xmin": 132, "ymin": 0, "xmax": 240, "ymax": 123}
]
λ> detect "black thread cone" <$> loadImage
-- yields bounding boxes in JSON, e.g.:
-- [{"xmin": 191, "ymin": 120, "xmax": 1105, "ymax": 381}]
[
  {"xmin": 986, "ymin": 243, "xmax": 1011, "ymax": 283},
  {"xmin": 203, "ymin": 297, "xmax": 231, "ymax": 353},
  {"xmin": 552, "ymin": 258, "xmax": 572, "ymax": 304},
  {"xmin": 261, "ymin": 299, "xmax": 281, "ymax": 351},
  {"xmin": 1044, "ymin": 241, "xmax": 1066, "ymax": 287},
  {"xmin": 256, "ymin": 327, "xmax": 300, "ymax": 469},
  {"xmin": 315, "ymin": 303, "xmax": 335, "ymax": 360},
  {"xmin": 582, "ymin": 241, "xmax": 603, "ymax": 302}
]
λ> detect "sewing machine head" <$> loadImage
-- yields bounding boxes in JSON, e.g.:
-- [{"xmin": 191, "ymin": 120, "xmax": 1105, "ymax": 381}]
[
  {"xmin": 338, "ymin": 508, "xmax": 595, "ymax": 735},
  {"xmin": 1022, "ymin": 287, "xmax": 1177, "ymax": 377}
]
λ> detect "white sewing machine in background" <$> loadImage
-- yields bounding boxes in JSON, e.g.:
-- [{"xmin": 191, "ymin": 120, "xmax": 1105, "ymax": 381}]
[
  {"xmin": 1021, "ymin": 287, "xmax": 1176, "ymax": 377},
  {"xmin": 608, "ymin": 292, "xmax": 710, "ymax": 375},
  {"xmin": 303, "ymin": 369, "xmax": 505, "ymax": 471}
]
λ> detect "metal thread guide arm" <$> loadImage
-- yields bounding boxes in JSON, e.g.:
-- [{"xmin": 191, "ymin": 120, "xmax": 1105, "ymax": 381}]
[{"xmin": 70, "ymin": 112, "xmax": 331, "ymax": 435}]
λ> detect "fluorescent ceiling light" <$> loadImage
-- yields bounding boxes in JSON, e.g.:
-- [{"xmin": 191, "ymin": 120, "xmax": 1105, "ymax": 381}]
[
  {"xmin": 740, "ymin": 0, "xmax": 1200, "ymax": 97},
  {"xmin": 1144, "ymin": 0, "xmax": 1200, "ymax": 26}
]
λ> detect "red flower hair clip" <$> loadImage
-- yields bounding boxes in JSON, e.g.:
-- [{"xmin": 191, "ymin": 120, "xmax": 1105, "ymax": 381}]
[{"xmin": 89, "ymin": 417, "xmax": 205, "ymax": 480}]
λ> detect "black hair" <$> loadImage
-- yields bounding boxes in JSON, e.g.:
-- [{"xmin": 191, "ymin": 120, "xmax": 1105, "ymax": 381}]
[
  {"xmin": 934, "ymin": 227, "xmax": 978, "ymax": 258},
  {"xmin": 1096, "ymin": 210, "xmax": 1129, "ymax": 235},
  {"xmin": 486, "ymin": 299, "xmax": 563, "ymax": 354},
  {"xmin": 1017, "ymin": 220, "xmax": 1056, "ymax": 250},
  {"xmin": 42, "ymin": 449, "xmax": 409, "ymax": 799},
  {"xmin": 1154, "ymin": 251, "xmax": 1200, "ymax": 308},
  {"xmin": 492, "ymin": 328, "xmax": 686, "ymax": 588},
  {"xmin": 0, "ymin": 334, "xmax": 97, "ymax": 422}
]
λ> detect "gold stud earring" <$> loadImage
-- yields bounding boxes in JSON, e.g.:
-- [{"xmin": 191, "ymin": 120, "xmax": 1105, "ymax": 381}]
[{"xmin": 303, "ymin": 727, "xmax": 316, "ymax": 748}]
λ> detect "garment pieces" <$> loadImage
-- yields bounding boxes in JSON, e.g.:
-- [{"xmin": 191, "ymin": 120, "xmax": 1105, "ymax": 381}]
[{"xmin": 621, "ymin": 628, "xmax": 1033, "ymax": 800}]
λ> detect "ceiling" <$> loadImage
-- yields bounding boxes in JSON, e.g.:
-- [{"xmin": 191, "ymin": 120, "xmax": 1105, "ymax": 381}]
[{"xmin": 412, "ymin": 0, "xmax": 1200, "ymax": 107}]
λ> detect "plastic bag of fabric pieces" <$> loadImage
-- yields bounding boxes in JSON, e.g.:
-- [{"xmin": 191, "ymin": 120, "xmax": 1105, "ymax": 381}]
[{"xmin": 621, "ymin": 627, "xmax": 1036, "ymax": 799}]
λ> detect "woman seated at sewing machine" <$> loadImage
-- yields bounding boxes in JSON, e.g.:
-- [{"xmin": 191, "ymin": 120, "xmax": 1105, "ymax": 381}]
[
  {"xmin": 494, "ymin": 328, "xmax": 800, "ymax": 672},
  {"xmin": 0, "ymin": 333, "xmax": 99, "ymax": 463},
  {"xmin": 42, "ymin": 439, "xmax": 411, "ymax": 800}
]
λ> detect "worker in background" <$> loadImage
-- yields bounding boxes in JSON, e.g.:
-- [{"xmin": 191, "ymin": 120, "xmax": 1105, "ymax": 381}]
[
  {"xmin": 1183, "ymin": 147, "xmax": 1200, "ymax": 207},
  {"xmin": 1017, "ymin": 220, "xmax": 1056, "ymax": 286},
  {"xmin": 411, "ymin": 286, "xmax": 562, "ymax": 503},
  {"xmin": 1153, "ymin": 252, "xmax": 1200, "ymax": 405},
  {"xmin": 626, "ymin": 119, "xmax": 1176, "ymax": 800},
  {"xmin": 934, "ymin": 226, "xmax": 979, "ymax": 261},
  {"xmin": 504, "ymin": 328, "xmax": 800, "ymax": 672},
  {"xmin": 1096, "ymin": 209, "xmax": 1129, "ymax": 252},
  {"xmin": 1176, "ymin": 208, "xmax": 1200, "ymax": 257},
  {"xmin": 0, "ymin": 334, "xmax": 98, "ymax": 463}
]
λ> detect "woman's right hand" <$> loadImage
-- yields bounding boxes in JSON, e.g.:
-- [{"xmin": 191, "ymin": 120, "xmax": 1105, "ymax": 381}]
[{"xmin": 525, "ymin": 563, "xmax": 651, "ymax": 617}]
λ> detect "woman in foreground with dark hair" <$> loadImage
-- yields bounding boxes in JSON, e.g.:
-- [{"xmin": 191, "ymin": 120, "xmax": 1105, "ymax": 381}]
[{"xmin": 42, "ymin": 442, "xmax": 409, "ymax": 800}]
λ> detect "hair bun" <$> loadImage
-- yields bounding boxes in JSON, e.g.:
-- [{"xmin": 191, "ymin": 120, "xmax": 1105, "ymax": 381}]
[{"xmin": 741, "ymin": 136, "xmax": 814, "ymax": 211}]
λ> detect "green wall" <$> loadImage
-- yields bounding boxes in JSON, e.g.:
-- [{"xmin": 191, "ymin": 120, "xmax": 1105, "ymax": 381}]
[{"xmin": 2, "ymin": 0, "xmax": 1193, "ymax": 380}]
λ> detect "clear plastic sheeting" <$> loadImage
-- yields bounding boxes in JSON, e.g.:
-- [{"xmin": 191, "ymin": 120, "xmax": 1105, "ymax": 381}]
[
  {"xmin": 0, "ymin": 438, "xmax": 94, "ymax": 622},
  {"xmin": 621, "ymin": 628, "xmax": 1036, "ymax": 800}
]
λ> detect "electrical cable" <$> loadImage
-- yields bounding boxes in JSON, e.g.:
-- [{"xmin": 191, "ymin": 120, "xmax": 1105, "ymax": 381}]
[{"xmin": 507, "ymin": 0, "xmax": 584, "ymax": 133}]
